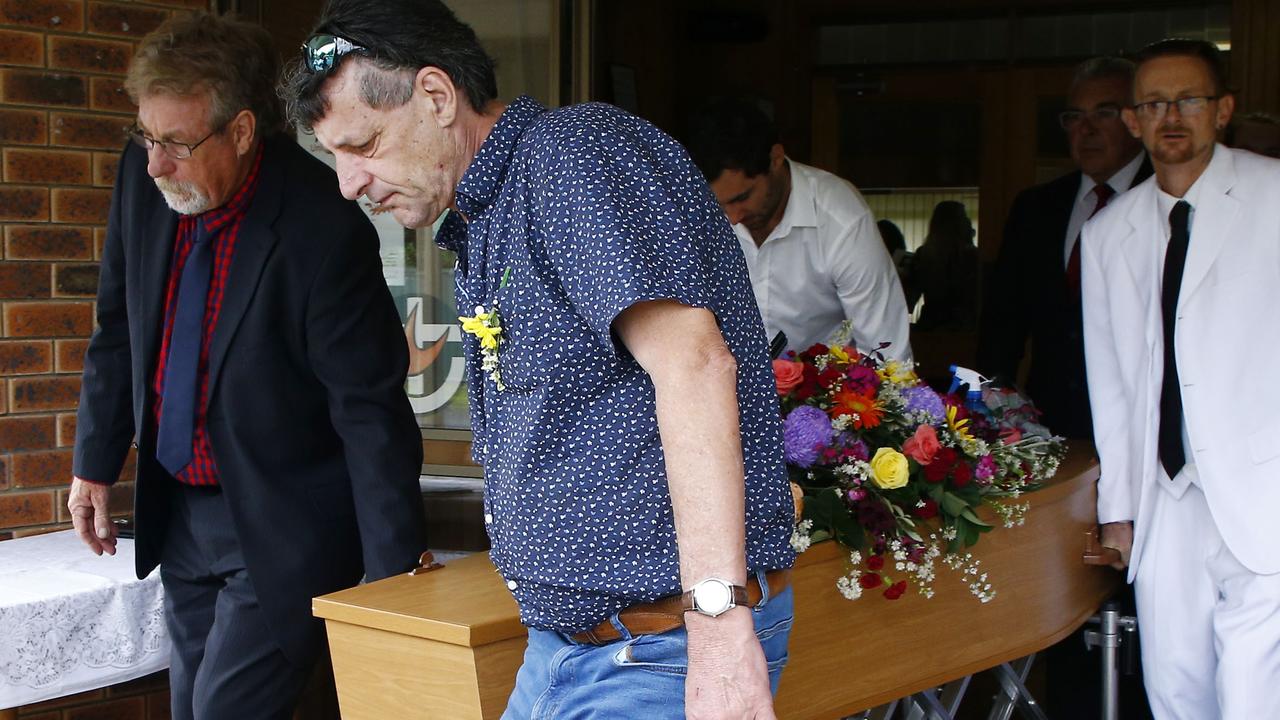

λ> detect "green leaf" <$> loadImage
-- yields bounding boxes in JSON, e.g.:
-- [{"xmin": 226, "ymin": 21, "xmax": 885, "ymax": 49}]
[
  {"xmin": 960, "ymin": 507, "xmax": 993, "ymax": 528},
  {"xmin": 940, "ymin": 492, "xmax": 970, "ymax": 518}
]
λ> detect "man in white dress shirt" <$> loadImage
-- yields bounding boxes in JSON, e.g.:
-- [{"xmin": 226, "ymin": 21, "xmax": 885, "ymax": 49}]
[
  {"xmin": 687, "ymin": 98, "xmax": 913, "ymax": 363},
  {"xmin": 1083, "ymin": 38, "xmax": 1280, "ymax": 719}
]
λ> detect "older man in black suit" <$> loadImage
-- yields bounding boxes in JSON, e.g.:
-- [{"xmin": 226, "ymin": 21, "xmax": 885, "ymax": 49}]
[
  {"xmin": 66, "ymin": 14, "xmax": 426, "ymax": 719},
  {"xmin": 979, "ymin": 56, "xmax": 1152, "ymax": 719},
  {"xmin": 979, "ymin": 57, "xmax": 1151, "ymax": 440}
]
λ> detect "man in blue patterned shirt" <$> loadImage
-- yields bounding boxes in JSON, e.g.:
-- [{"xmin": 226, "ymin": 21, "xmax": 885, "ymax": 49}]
[{"xmin": 286, "ymin": 2, "xmax": 796, "ymax": 717}]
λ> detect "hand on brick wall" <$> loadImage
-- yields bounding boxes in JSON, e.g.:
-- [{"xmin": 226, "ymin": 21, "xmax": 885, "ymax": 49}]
[{"xmin": 67, "ymin": 475, "xmax": 116, "ymax": 555}]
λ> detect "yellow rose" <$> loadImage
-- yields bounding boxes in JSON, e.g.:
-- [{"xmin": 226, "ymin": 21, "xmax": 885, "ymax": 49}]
[{"xmin": 869, "ymin": 447, "xmax": 910, "ymax": 490}]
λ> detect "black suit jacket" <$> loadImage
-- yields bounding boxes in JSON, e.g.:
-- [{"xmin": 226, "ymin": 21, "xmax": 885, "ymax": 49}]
[
  {"xmin": 74, "ymin": 136, "xmax": 427, "ymax": 662},
  {"xmin": 977, "ymin": 158, "xmax": 1152, "ymax": 439}
]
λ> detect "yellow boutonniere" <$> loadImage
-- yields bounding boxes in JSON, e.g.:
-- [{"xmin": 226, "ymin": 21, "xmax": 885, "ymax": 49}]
[{"xmin": 458, "ymin": 268, "xmax": 512, "ymax": 390}]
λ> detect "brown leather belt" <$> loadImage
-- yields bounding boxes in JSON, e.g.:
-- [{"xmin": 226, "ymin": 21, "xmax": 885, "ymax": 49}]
[{"xmin": 570, "ymin": 569, "xmax": 792, "ymax": 645}]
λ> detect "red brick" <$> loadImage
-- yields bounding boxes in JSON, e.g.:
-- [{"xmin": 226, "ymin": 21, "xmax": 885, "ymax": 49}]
[
  {"xmin": 6, "ymin": 225, "xmax": 94, "ymax": 260},
  {"xmin": 0, "ymin": 340, "xmax": 53, "ymax": 375},
  {"xmin": 88, "ymin": 2, "xmax": 170, "ymax": 39},
  {"xmin": 107, "ymin": 670, "xmax": 169, "ymax": 697},
  {"xmin": 3, "ymin": 148, "xmax": 92, "ymax": 184},
  {"xmin": 0, "ymin": 186, "xmax": 50, "ymax": 222},
  {"xmin": 4, "ymin": 301, "xmax": 93, "ymax": 337},
  {"xmin": 48, "ymin": 36, "xmax": 134, "ymax": 75},
  {"xmin": 0, "ymin": 380, "xmax": 8, "ymax": 414},
  {"xmin": 13, "ymin": 523, "xmax": 70, "ymax": 537},
  {"xmin": 90, "ymin": 76, "xmax": 135, "ymax": 114},
  {"xmin": 0, "ymin": 415, "xmax": 56, "ymax": 452},
  {"xmin": 55, "ymin": 263, "xmax": 99, "ymax": 297},
  {"xmin": 0, "ymin": 263, "xmax": 52, "ymax": 298},
  {"xmin": 0, "ymin": 69, "xmax": 86, "ymax": 107},
  {"xmin": 16, "ymin": 711, "xmax": 58, "ymax": 720},
  {"xmin": 148, "ymin": 689, "xmax": 171, "ymax": 720},
  {"xmin": 24, "ymin": 689, "xmax": 105, "ymax": 711},
  {"xmin": 11, "ymin": 375, "xmax": 80, "ymax": 412},
  {"xmin": 51, "ymin": 112, "xmax": 131, "ymax": 150},
  {"xmin": 12, "ymin": 448, "xmax": 73, "ymax": 487},
  {"xmin": 95, "ymin": 226, "xmax": 106, "ymax": 260},
  {"xmin": 52, "ymin": 187, "xmax": 112, "ymax": 224},
  {"xmin": 93, "ymin": 150, "xmax": 121, "ymax": 186},
  {"xmin": 56, "ymin": 411, "xmax": 76, "ymax": 446},
  {"xmin": 0, "ymin": 489, "xmax": 54, "ymax": 527},
  {"xmin": 0, "ymin": 108, "xmax": 48, "ymax": 145},
  {"xmin": 0, "ymin": 530, "xmax": 13, "ymax": 540},
  {"xmin": 55, "ymin": 338, "xmax": 90, "ymax": 373},
  {"xmin": 0, "ymin": 28, "xmax": 44, "ymax": 66},
  {"xmin": 0, "ymin": 0, "xmax": 84, "ymax": 32},
  {"xmin": 0, "ymin": 453, "xmax": 8, "ymax": 487}
]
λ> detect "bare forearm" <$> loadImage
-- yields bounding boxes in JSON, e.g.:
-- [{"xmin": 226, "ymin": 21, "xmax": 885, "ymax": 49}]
[{"xmin": 654, "ymin": 344, "xmax": 748, "ymax": 588}]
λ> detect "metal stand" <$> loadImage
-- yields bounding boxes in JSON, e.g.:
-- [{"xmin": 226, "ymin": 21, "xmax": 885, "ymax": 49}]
[
  {"xmin": 1082, "ymin": 600, "xmax": 1139, "ymax": 720},
  {"xmin": 843, "ymin": 654, "xmax": 1045, "ymax": 720}
]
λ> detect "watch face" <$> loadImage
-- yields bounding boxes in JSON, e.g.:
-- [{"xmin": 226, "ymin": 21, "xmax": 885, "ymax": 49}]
[{"xmin": 694, "ymin": 580, "xmax": 733, "ymax": 615}]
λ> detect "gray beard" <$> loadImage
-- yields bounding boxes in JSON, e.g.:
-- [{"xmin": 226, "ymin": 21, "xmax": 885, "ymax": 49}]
[{"xmin": 154, "ymin": 178, "xmax": 211, "ymax": 215}]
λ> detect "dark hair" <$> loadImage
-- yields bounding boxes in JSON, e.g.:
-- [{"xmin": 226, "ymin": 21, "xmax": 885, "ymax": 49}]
[
  {"xmin": 283, "ymin": 0, "xmax": 498, "ymax": 131},
  {"xmin": 877, "ymin": 219, "xmax": 906, "ymax": 255},
  {"xmin": 685, "ymin": 97, "xmax": 778, "ymax": 181},
  {"xmin": 128, "ymin": 13, "xmax": 285, "ymax": 138},
  {"xmin": 1133, "ymin": 38, "xmax": 1230, "ymax": 97}
]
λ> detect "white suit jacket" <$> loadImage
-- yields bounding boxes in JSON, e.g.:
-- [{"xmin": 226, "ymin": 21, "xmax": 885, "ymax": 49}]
[{"xmin": 1082, "ymin": 145, "xmax": 1280, "ymax": 579}]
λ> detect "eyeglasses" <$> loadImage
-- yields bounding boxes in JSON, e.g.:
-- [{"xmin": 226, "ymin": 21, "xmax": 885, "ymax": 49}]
[
  {"xmin": 1059, "ymin": 106, "xmax": 1122, "ymax": 130},
  {"xmin": 302, "ymin": 34, "xmax": 367, "ymax": 74},
  {"xmin": 126, "ymin": 122, "xmax": 226, "ymax": 160},
  {"xmin": 1132, "ymin": 96, "xmax": 1219, "ymax": 121}
]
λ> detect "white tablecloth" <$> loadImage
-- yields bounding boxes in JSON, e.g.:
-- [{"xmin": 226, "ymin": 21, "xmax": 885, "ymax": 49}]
[{"xmin": 0, "ymin": 530, "xmax": 168, "ymax": 708}]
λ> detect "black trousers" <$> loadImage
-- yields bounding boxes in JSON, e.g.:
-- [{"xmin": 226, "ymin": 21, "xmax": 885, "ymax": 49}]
[{"xmin": 160, "ymin": 481, "xmax": 318, "ymax": 720}]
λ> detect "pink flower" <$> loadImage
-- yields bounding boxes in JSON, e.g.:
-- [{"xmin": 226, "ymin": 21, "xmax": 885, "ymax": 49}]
[
  {"xmin": 772, "ymin": 359, "xmax": 804, "ymax": 395},
  {"xmin": 1000, "ymin": 426, "xmax": 1023, "ymax": 443},
  {"xmin": 902, "ymin": 424, "xmax": 941, "ymax": 464}
]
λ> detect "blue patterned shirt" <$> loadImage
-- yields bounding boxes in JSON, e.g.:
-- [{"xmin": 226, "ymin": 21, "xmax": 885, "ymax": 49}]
[{"xmin": 436, "ymin": 96, "xmax": 795, "ymax": 633}]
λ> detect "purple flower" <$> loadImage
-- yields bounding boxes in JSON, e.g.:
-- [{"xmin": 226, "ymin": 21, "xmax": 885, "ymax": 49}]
[
  {"xmin": 783, "ymin": 405, "xmax": 835, "ymax": 468},
  {"xmin": 837, "ymin": 433, "xmax": 870, "ymax": 462},
  {"xmin": 976, "ymin": 455, "xmax": 996, "ymax": 484},
  {"xmin": 902, "ymin": 385, "xmax": 946, "ymax": 423},
  {"xmin": 846, "ymin": 364, "xmax": 879, "ymax": 394}
]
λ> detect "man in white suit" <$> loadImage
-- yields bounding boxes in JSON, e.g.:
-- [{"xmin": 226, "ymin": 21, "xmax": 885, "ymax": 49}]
[{"xmin": 1083, "ymin": 38, "xmax": 1280, "ymax": 719}]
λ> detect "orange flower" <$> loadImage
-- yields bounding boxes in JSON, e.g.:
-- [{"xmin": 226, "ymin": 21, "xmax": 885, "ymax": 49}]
[{"xmin": 829, "ymin": 389, "xmax": 883, "ymax": 429}]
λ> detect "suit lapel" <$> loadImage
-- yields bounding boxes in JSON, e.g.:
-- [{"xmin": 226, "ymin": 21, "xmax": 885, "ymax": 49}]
[
  {"xmin": 206, "ymin": 139, "xmax": 284, "ymax": 400},
  {"xmin": 140, "ymin": 191, "xmax": 178, "ymax": 370},
  {"xmin": 1179, "ymin": 146, "xmax": 1240, "ymax": 306}
]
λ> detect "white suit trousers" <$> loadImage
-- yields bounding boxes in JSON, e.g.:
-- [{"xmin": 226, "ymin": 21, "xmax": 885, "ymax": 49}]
[{"xmin": 1133, "ymin": 482, "xmax": 1280, "ymax": 720}]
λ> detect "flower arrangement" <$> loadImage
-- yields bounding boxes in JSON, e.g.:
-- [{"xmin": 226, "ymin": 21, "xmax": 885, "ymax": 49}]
[
  {"xmin": 776, "ymin": 333, "xmax": 1065, "ymax": 603},
  {"xmin": 458, "ymin": 267, "xmax": 512, "ymax": 390}
]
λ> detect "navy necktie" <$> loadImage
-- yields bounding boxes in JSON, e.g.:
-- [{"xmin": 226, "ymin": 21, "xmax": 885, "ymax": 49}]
[
  {"xmin": 156, "ymin": 221, "xmax": 215, "ymax": 476},
  {"xmin": 1158, "ymin": 201, "xmax": 1192, "ymax": 480}
]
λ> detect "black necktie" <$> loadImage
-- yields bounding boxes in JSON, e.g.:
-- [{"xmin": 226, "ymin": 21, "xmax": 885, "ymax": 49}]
[
  {"xmin": 156, "ymin": 221, "xmax": 215, "ymax": 476},
  {"xmin": 1158, "ymin": 201, "xmax": 1191, "ymax": 480}
]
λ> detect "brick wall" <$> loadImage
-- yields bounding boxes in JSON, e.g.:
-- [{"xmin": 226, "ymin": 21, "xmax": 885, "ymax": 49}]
[{"xmin": 0, "ymin": 0, "xmax": 208, "ymax": 541}]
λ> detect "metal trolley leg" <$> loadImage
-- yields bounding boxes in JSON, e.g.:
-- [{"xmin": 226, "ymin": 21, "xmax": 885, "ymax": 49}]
[{"xmin": 1083, "ymin": 600, "xmax": 1139, "ymax": 720}]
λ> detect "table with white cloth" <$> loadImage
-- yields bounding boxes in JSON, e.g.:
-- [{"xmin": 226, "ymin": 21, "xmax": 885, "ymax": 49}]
[{"xmin": 0, "ymin": 530, "xmax": 168, "ymax": 711}]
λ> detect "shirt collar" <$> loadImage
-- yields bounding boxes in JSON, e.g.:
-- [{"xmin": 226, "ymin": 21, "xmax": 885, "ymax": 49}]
[
  {"xmin": 453, "ymin": 96, "xmax": 547, "ymax": 219},
  {"xmin": 1076, "ymin": 151, "xmax": 1146, "ymax": 205},
  {"xmin": 760, "ymin": 158, "xmax": 817, "ymax": 244}
]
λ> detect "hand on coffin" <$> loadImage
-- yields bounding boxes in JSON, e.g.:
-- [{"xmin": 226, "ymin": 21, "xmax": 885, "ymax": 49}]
[{"xmin": 1099, "ymin": 521, "xmax": 1134, "ymax": 570}]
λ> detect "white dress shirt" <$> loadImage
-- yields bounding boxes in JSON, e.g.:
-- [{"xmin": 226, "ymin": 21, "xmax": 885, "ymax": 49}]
[
  {"xmin": 1063, "ymin": 151, "xmax": 1146, "ymax": 266},
  {"xmin": 1156, "ymin": 179, "xmax": 1206, "ymax": 492},
  {"xmin": 733, "ymin": 160, "xmax": 913, "ymax": 363}
]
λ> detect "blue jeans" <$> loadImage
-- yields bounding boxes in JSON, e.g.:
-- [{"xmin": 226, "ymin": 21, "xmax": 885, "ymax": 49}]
[{"xmin": 501, "ymin": 572, "xmax": 793, "ymax": 720}]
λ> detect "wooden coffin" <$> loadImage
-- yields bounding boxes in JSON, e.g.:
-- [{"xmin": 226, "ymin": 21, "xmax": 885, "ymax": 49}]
[{"xmin": 314, "ymin": 445, "xmax": 1118, "ymax": 719}]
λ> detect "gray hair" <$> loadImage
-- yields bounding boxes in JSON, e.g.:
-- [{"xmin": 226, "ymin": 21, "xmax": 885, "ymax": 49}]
[{"xmin": 1069, "ymin": 56, "xmax": 1136, "ymax": 96}]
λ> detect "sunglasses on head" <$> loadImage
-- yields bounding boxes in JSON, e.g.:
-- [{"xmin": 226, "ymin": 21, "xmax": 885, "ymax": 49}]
[{"xmin": 302, "ymin": 33, "xmax": 367, "ymax": 73}]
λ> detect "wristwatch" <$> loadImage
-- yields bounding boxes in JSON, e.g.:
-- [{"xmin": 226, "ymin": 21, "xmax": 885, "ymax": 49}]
[{"xmin": 681, "ymin": 577, "xmax": 748, "ymax": 618}]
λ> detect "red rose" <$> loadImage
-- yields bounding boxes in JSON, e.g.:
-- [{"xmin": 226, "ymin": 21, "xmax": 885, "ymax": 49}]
[
  {"xmin": 912, "ymin": 499, "xmax": 939, "ymax": 519},
  {"xmin": 817, "ymin": 366, "xmax": 844, "ymax": 388},
  {"xmin": 883, "ymin": 580, "xmax": 908, "ymax": 600},
  {"xmin": 902, "ymin": 424, "xmax": 941, "ymax": 464},
  {"xmin": 772, "ymin": 359, "xmax": 804, "ymax": 396},
  {"xmin": 866, "ymin": 555, "xmax": 885, "ymax": 571},
  {"xmin": 922, "ymin": 447, "xmax": 957, "ymax": 483},
  {"xmin": 802, "ymin": 343, "xmax": 829, "ymax": 360},
  {"xmin": 858, "ymin": 573, "xmax": 883, "ymax": 589},
  {"xmin": 952, "ymin": 462, "xmax": 973, "ymax": 488}
]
